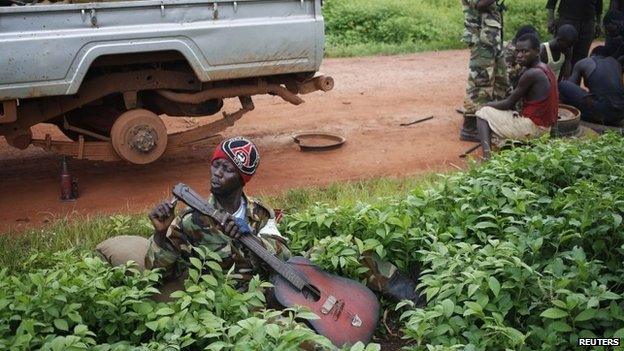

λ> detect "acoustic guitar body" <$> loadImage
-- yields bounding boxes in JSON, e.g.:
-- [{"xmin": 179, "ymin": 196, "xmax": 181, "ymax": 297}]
[{"xmin": 271, "ymin": 256, "xmax": 380, "ymax": 347}]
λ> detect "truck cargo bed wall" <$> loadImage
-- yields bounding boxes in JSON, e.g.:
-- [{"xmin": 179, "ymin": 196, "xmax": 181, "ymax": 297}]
[{"xmin": 0, "ymin": 0, "xmax": 324, "ymax": 100}]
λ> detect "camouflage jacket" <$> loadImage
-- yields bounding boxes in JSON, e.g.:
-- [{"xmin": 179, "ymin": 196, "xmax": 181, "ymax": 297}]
[
  {"xmin": 145, "ymin": 194, "xmax": 291, "ymax": 284},
  {"xmin": 503, "ymin": 41, "xmax": 526, "ymax": 88},
  {"xmin": 461, "ymin": 0, "xmax": 503, "ymax": 47}
]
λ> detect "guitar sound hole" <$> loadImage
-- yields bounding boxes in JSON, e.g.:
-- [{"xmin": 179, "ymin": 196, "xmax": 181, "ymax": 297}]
[{"xmin": 302, "ymin": 285, "xmax": 321, "ymax": 301}]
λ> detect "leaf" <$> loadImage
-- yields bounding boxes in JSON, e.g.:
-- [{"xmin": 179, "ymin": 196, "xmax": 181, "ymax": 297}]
[
  {"xmin": 488, "ymin": 277, "xmax": 500, "ymax": 297},
  {"xmin": 501, "ymin": 187, "xmax": 516, "ymax": 200},
  {"xmin": 297, "ymin": 311, "xmax": 320, "ymax": 320},
  {"xmin": 440, "ymin": 299, "xmax": 455, "ymax": 317},
  {"xmin": 155, "ymin": 307, "xmax": 175, "ymax": 316},
  {"xmin": 550, "ymin": 321, "xmax": 572, "ymax": 332},
  {"xmin": 266, "ymin": 324, "xmax": 280, "ymax": 339},
  {"xmin": 474, "ymin": 221, "xmax": 498, "ymax": 230},
  {"xmin": 206, "ymin": 261, "xmax": 223, "ymax": 272},
  {"xmin": 189, "ymin": 257, "xmax": 202, "ymax": 270},
  {"xmin": 504, "ymin": 327, "xmax": 526, "ymax": 345},
  {"xmin": 202, "ymin": 274, "xmax": 218, "ymax": 286},
  {"xmin": 574, "ymin": 309, "xmax": 596, "ymax": 322},
  {"xmin": 133, "ymin": 302, "xmax": 153, "ymax": 314},
  {"xmin": 73, "ymin": 324, "xmax": 89, "ymax": 335},
  {"xmin": 465, "ymin": 301, "xmax": 483, "ymax": 314},
  {"xmin": 468, "ymin": 284, "xmax": 480, "ymax": 297},
  {"xmin": 145, "ymin": 321, "xmax": 159, "ymax": 331},
  {"xmin": 613, "ymin": 213, "xmax": 622, "ymax": 228},
  {"xmin": 349, "ymin": 342, "xmax": 365, "ymax": 351},
  {"xmin": 206, "ymin": 342, "xmax": 226, "ymax": 351},
  {"xmin": 169, "ymin": 291, "xmax": 185, "ymax": 299},
  {"xmin": 614, "ymin": 328, "xmax": 624, "ymax": 339},
  {"xmin": 602, "ymin": 291, "xmax": 620, "ymax": 300},
  {"xmin": 540, "ymin": 308, "xmax": 568, "ymax": 319},
  {"xmin": 552, "ymin": 300, "xmax": 567, "ymax": 309},
  {"xmin": 53, "ymin": 319, "xmax": 69, "ymax": 331}
]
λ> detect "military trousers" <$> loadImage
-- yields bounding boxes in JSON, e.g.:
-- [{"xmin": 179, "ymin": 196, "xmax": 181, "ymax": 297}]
[{"xmin": 463, "ymin": 42, "xmax": 510, "ymax": 116}]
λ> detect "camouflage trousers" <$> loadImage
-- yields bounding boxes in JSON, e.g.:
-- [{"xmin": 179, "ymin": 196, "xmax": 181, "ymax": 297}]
[{"xmin": 463, "ymin": 42, "xmax": 510, "ymax": 116}]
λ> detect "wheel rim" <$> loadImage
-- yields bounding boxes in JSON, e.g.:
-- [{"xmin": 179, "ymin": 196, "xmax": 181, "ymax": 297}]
[{"xmin": 111, "ymin": 109, "xmax": 168, "ymax": 164}]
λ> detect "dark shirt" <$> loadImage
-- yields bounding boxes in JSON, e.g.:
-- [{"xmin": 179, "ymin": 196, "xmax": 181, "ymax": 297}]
[
  {"xmin": 586, "ymin": 57, "xmax": 624, "ymax": 108},
  {"xmin": 547, "ymin": 0, "xmax": 603, "ymax": 21},
  {"xmin": 611, "ymin": 0, "xmax": 623, "ymax": 11}
]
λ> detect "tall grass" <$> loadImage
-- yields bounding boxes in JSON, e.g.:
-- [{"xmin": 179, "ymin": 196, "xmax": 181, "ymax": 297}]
[{"xmin": 323, "ymin": 0, "xmax": 550, "ymax": 57}]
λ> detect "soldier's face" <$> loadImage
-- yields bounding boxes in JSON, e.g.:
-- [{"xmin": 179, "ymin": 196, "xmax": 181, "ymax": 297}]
[
  {"xmin": 210, "ymin": 158, "xmax": 243, "ymax": 195},
  {"xmin": 516, "ymin": 41, "xmax": 539, "ymax": 67}
]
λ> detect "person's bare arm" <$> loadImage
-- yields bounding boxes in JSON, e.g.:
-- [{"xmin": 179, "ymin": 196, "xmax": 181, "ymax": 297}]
[
  {"xmin": 561, "ymin": 48, "xmax": 574, "ymax": 80},
  {"xmin": 567, "ymin": 59, "xmax": 592, "ymax": 85},
  {"xmin": 486, "ymin": 69, "xmax": 536, "ymax": 110}
]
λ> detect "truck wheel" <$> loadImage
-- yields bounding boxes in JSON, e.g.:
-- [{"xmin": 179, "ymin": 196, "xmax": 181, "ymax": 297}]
[{"xmin": 110, "ymin": 109, "xmax": 168, "ymax": 164}]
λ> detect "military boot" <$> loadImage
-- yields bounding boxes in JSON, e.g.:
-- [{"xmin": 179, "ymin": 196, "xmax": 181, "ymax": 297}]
[{"xmin": 460, "ymin": 114, "xmax": 480, "ymax": 142}]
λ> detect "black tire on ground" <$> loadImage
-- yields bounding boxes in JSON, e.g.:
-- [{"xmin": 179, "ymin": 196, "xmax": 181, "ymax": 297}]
[{"xmin": 551, "ymin": 117, "xmax": 580, "ymax": 138}]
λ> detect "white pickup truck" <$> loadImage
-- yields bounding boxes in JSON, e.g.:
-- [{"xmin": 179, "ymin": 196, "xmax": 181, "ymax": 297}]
[{"xmin": 0, "ymin": 0, "xmax": 333, "ymax": 163}]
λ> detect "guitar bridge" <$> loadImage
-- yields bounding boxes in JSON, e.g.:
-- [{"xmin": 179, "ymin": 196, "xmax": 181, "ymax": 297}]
[
  {"xmin": 321, "ymin": 295, "xmax": 337, "ymax": 315},
  {"xmin": 332, "ymin": 300, "xmax": 344, "ymax": 320}
]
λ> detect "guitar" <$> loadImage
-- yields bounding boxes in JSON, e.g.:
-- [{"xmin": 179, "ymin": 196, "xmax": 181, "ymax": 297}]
[{"xmin": 171, "ymin": 183, "xmax": 380, "ymax": 346}]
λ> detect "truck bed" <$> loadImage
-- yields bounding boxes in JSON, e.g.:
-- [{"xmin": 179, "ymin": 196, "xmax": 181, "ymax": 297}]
[{"xmin": 0, "ymin": 0, "xmax": 324, "ymax": 100}]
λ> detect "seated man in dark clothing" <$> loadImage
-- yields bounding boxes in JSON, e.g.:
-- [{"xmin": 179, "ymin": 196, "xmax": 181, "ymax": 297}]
[
  {"xmin": 559, "ymin": 47, "xmax": 624, "ymax": 126},
  {"xmin": 475, "ymin": 34, "xmax": 559, "ymax": 159}
]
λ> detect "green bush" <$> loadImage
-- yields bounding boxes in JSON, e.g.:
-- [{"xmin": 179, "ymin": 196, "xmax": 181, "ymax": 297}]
[
  {"xmin": 284, "ymin": 134, "xmax": 624, "ymax": 349},
  {"xmin": 0, "ymin": 248, "xmax": 342, "ymax": 350},
  {"xmin": 323, "ymin": 0, "xmax": 551, "ymax": 57}
]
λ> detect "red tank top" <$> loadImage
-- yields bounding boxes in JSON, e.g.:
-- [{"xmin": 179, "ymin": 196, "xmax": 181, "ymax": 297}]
[{"xmin": 521, "ymin": 62, "xmax": 559, "ymax": 127}]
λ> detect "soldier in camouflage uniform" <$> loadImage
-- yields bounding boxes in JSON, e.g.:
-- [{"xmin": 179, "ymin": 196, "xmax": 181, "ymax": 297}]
[
  {"xmin": 146, "ymin": 137, "xmax": 424, "ymax": 305},
  {"xmin": 460, "ymin": 0, "xmax": 510, "ymax": 142}
]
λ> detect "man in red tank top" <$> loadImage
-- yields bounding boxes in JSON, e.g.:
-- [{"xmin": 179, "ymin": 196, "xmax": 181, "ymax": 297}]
[{"xmin": 475, "ymin": 33, "xmax": 559, "ymax": 159}]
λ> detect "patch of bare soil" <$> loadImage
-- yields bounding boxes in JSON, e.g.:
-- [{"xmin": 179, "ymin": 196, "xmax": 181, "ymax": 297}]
[{"xmin": 0, "ymin": 50, "xmax": 475, "ymax": 232}]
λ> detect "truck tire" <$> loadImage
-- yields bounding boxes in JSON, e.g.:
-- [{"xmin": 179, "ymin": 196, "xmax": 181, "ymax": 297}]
[{"xmin": 110, "ymin": 109, "xmax": 168, "ymax": 164}]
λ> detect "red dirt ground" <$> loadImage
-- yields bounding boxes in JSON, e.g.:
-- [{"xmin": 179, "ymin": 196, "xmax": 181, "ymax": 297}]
[{"xmin": 0, "ymin": 49, "xmax": 476, "ymax": 233}]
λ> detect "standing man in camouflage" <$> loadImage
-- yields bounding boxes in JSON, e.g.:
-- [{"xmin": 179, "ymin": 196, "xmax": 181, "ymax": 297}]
[
  {"xmin": 146, "ymin": 136, "xmax": 424, "ymax": 306},
  {"xmin": 460, "ymin": 0, "xmax": 510, "ymax": 142}
]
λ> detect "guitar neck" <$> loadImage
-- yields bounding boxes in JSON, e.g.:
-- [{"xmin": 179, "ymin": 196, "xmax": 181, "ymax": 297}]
[
  {"xmin": 172, "ymin": 183, "xmax": 308, "ymax": 291},
  {"xmin": 238, "ymin": 235, "xmax": 307, "ymax": 291}
]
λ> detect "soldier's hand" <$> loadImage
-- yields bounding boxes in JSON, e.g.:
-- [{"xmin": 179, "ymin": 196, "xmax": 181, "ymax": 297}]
[
  {"xmin": 221, "ymin": 215, "xmax": 243, "ymax": 239},
  {"xmin": 149, "ymin": 201, "xmax": 176, "ymax": 239}
]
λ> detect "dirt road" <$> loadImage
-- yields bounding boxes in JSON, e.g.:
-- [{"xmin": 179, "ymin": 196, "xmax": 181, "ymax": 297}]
[{"xmin": 0, "ymin": 49, "xmax": 475, "ymax": 233}]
